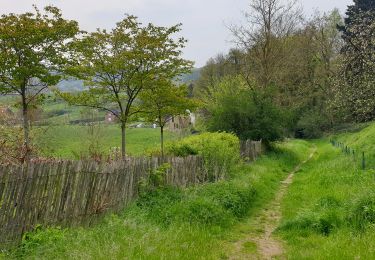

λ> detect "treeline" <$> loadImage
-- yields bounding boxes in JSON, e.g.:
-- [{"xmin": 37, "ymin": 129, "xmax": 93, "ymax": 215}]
[{"xmin": 194, "ymin": 0, "xmax": 375, "ymax": 140}]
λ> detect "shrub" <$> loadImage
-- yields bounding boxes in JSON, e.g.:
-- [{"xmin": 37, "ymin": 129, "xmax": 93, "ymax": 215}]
[
  {"xmin": 165, "ymin": 132, "xmax": 240, "ymax": 181},
  {"xmin": 295, "ymin": 109, "xmax": 331, "ymax": 139},
  {"xmin": 204, "ymin": 76, "xmax": 290, "ymax": 143},
  {"xmin": 15, "ymin": 226, "xmax": 67, "ymax": 258}
]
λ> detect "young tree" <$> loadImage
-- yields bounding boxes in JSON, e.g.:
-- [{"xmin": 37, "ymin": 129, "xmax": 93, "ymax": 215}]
[
  {"xmin": 60, "ymin": 15, "xmax": 192, "ymax": 157},
  {"xmin": 0, "ymin": 6, "xmax": 80, "ymax": 160},
  {"xmin": 140, "ymin": 80, "xmax": 198, "ymax": 157}
]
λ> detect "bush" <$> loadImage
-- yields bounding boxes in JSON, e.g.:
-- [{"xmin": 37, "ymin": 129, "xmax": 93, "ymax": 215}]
[
  {"xmin": 295, "ymin": 109, "xmax": 331, "ymax": 139},
  {"xmin": 165, "ymin": 132, "xmax": 240, "ymax": 180},
  {"xmin": 15, "ymin": 226, "xmax": 67, "ymax": 258},
  {"xmin": 204, "ymin": 76, "xmax": 290, "ymax": 143}
]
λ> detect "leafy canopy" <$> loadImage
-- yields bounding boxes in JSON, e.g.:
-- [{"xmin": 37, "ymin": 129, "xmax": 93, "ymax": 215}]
[{"xmin": 0, "ymin": 5, "xmax": 80, "ymax": 97}]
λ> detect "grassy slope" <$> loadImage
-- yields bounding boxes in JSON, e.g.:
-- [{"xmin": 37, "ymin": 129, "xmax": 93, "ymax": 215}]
[
  {"xmin": 35, "ymin": 125, "xmax": 175, "ymax": 158},
  {"xmin": 279, "ymin": 124, "xmax": 375, "ymax": 259},
  {"xmin": 335, "ymin": 122, "xmax": 375, "ymax": 169},
  {"xmin": 3, "ymin": 140, "xmax": 311, "ymax": 259}
]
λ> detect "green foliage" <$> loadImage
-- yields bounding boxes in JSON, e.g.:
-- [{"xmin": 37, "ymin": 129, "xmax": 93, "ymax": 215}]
[
  {"xmin": 295, "ymin": 109, "xmax": 331, "ymax": 138},
  {"xmin": 0, "ymin": 5, "xmax": 80, "ymax": 152},
  {"xmin": 15, "ymin": 226, "xmax": 67, "ymax": 258},
  {"xmin": 59, "ymin": 15, "xmax": 192, "ymax": 156},
  {"xmin": 167, "ymin": 143, "xmax": 198, "ymax": 157},
  {"xmin": 140, "ymin": 81, "xmax": 199, "ymax": 155},
  {"xmin": 334, "ymin": 1, "xmax": 375, "ymax": 122},
  {"xmin": 139, "ymin": 163, "xmax": 171, "ymax": 195},
  {"xmin": 204, "ymin": 76, "xmax": 289, "ymax": 143},
  {"xmin": 0, "ymin": 6, "xmax": 79, "ymax": 93},
  {"xmin": 165, "ymin": 132, "xmax": 240, "ymax": 180}
]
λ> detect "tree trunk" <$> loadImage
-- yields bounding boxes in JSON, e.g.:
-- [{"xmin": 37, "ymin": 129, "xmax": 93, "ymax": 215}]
[
  {"xmin": 160, "ymin": 125, "xmax": 164, "ymax": 159},
  {"xmin": 21, "ymin": 93, "xmax": 30, "ymax": 162},
  {"xmin": 121, "ymin": 122, "xmax": 126, "ymax": 158}
]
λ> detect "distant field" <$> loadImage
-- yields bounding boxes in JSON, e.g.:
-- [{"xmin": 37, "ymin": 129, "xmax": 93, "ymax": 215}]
[
  {"xmin": 36, "ymin": 125, "xmax": 176, "ymax": 158},
  {"xmin": 0, "ymin": 96, "xmax": 178, "ymax": 158}
]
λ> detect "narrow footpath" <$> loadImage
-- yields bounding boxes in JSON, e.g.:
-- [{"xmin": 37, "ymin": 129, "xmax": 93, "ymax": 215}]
[{"xmin": 229, "ymin": 147, "xmax": 317, "ymax": 260}]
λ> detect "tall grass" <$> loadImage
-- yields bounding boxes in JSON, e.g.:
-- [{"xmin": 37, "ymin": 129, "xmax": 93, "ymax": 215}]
[
  {"xmin": 2, "ymin": 139, "xmax": 311, "ymax": 259},
  {"xmin": 278, "ymin": 137, "xmax": 375, "ymax": 259}
]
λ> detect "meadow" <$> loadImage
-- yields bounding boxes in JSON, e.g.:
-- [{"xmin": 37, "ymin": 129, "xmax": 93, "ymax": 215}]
[
  {"xmin": 0, "ymin": 97, "xmax": 177, "ymax": 158},
  {"xmin": 35, "ymin": 125, "xmax": 176, "ymax": 158}
]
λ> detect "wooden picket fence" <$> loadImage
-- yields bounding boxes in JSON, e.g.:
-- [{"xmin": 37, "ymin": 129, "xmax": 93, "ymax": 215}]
[
  {"xmin": 0, "ymin": 156, "xmax": 214, "ymax": 247},
  {"xmin": 240, "ymin": 140, "xmax": 262, "ymax": 161}
]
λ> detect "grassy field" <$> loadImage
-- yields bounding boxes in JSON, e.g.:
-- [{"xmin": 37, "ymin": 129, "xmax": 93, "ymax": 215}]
[
  {"xmin": 0, "ymin": 96, "xmax": 178, "ymax": 158},
  {"xmin": 2, "ymin": 140, "xmax": 312, "ymax": 259},
  {"xmin": 277, "ymin": 124, "xmax": 375, "ymax": 259},
  {"xmin": 35, "ymin": 125, "xmax": 176, "ymax": 158}
]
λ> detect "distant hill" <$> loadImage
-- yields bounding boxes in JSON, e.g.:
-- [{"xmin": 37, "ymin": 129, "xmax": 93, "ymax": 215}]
[
  {"xmin": 57, "ymin": 79, "xmax": 85, "ymax": 92},
  {"xmin": 178, "ymin": 68, "xmax": 201, "ymax": 84},
  {"xmin": 56, "ymin": 68, "xmax": 201, "ymax": 92}
]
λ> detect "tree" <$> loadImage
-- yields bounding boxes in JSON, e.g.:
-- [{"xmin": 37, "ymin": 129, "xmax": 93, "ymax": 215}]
[
  {"xmin": 140, "ymin": 80, "xmax": 198, "ymax": 157},
  {"xmin": 230, "ymin": 0, "xmax": 302, "ymax": 89},
  {"xmin": 0, "ymin": 6, "xmax": 80, "ymax": 160},
  {"xmin": 334, "ymin": 0, "xmax": 375, "ymax": 121},
  {"xmin": 194, "ymin": 49, "xmax": 244, "ymax": 99},
  {"xmin": 205, "ymin": 76, "xmax": 288, "ymax": 144},
  {"xmin": 60, "ymin": 15, "xmax": 192, "ymax": 157},
  {"xmin": 279, "ymin": 10, "xmax": 344, "ymax": 136}
]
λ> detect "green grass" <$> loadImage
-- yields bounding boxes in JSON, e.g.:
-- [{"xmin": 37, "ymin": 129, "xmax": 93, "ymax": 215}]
[
  {"xmin": 335, "ymin": 122, "xmax": 375, "ymax": 169},
  {"xmin": 278, "ymin": 123, "xmax": 375, "ymax": 259},
  {"xmin": 0, "ymin": 96, "xmax": 177, "ymax": 158},
  {"xmin": 3, "ymin": 139, "xmax": 312, "ymax": 259},
  {"xmin": 35, "ymin": 125, "xmax": 176, "ymax": 158}
]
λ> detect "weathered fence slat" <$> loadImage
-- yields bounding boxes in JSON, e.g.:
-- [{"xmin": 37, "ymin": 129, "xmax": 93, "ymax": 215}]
[
  {"xmin": 0, "ymin": 139, "xmax": 263, "ymax": 247},
  {"xmin": 240, "ymin": 140, "xmax": 262, "ymax": 161},
  {"xmin": 0, "ymin": 155, "xmax": 207, "ymax": 246}
]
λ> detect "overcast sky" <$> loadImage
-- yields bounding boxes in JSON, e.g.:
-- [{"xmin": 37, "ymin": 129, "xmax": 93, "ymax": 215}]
[{"xmin": 1, "ymin": 0, "xmax": 353, "ymax": 67}]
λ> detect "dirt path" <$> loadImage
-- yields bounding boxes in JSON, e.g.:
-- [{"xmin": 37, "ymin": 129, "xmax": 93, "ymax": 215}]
[{"xmin": 229, "ymin": 148, "xmax": 316, "ymax": 260}]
